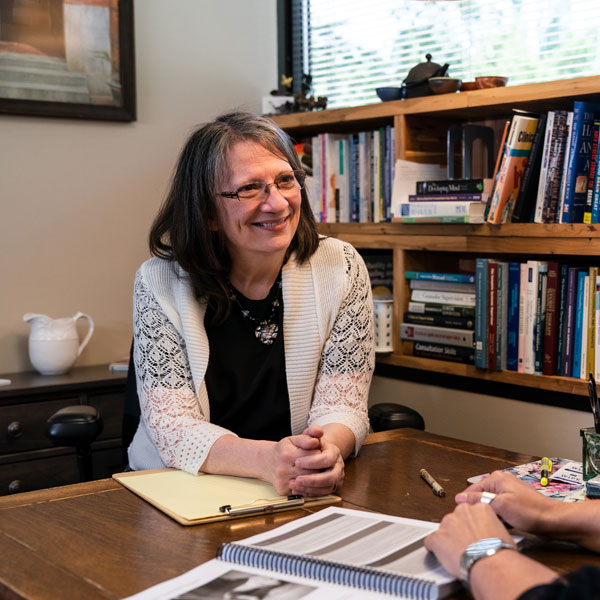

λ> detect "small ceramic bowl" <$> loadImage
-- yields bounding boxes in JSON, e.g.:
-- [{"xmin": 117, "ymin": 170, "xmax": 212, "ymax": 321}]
[
  {"xmin": 375, "ymin": 87, "xmax": 403, "ymax": 102},
  {"xmin": 460, "ymin": 81, "xmax": 478, "ymax": 92},
  {"xmin": 475, "ymin": 76, "xmax": 509, "ymax": 89},
  {"xmin": 428, "ymin": 77, "xmax": 462, "ymax": 94}
]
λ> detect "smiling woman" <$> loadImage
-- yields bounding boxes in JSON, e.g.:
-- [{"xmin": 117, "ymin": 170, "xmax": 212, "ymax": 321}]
[{"xmin": 127, "ymin": 112, "xmax": 375, "ymax": 497}]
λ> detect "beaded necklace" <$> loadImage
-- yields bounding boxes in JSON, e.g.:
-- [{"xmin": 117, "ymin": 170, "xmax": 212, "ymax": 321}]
[{"xmin": 228, "ymin": 275, "xmax": 282, "ymax": 345}]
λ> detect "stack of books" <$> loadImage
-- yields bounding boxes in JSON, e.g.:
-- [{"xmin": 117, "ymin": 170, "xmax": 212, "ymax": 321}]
[
  {"xmin": 487, "ymin": 100, "xmax": 600, "ymax": 224},
  {"xmin": 474, "ymin": 259, "xmax": 600, "ymax": 379},
  {"xmin": 392, "ymin": 178, "xmax": 490, "ymax": 224},
  {"xmin": 400, "ymin": 271, "xmax": 476, "ymax": 364}
]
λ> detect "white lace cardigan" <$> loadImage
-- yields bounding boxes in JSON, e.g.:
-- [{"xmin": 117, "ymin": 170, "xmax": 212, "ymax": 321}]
[{"xmin": 128, "ymin": 236, "xmax": 374, "ymax": 473}]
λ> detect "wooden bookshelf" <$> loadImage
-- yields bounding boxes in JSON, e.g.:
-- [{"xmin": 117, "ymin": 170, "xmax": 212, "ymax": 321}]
[{"xmin": 270, "ymin": 76, "xmax": 600, "ymax": 399}]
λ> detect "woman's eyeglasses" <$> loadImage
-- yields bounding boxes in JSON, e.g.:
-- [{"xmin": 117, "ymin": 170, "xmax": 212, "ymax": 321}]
[{"xmin": 220, "ymin": 170, "xmax": 306, "ymax": 202}]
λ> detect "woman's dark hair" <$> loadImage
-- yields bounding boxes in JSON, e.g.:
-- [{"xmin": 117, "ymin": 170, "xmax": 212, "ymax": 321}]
[{"xmin": 149, "ymin": 111, "xmax": 319, "ymax": 321}]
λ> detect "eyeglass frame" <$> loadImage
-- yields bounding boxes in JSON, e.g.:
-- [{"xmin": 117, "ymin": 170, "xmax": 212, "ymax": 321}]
[{"xmin": 219, "ymin": 169, "xmax": 306, "ymax": 202}]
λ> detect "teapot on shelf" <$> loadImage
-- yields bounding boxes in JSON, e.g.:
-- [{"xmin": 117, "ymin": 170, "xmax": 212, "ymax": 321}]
[
  {"xmin": 401, "ymin": 53, "xmax": 450, "ymax": 99},
  {"xmin": 23, "ymin": 312, "xmax": 94, "ymax": 375}
]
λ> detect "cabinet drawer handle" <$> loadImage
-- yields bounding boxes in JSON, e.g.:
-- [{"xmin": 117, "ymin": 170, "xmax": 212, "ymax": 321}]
[
  {"xmin": 8, "ymin": 480, "xmax": 22, "ymax": 494},
  {"xmin": 7, "ymin": 421, "xmax": 23, "ymax": 438}
]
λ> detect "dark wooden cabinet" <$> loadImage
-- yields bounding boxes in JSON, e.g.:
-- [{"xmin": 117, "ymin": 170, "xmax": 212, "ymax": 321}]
[{"xmin": 0, "ymin": 365, "xmax": 127, "ymax": 495}]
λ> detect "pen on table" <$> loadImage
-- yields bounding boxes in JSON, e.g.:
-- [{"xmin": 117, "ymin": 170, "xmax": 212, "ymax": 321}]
[
  {"xmin": 420, "ymin": 468, "xmax": 446, "ymax": 497},
  {"xmin": 540, "ymin": 457, "xmax": 552, "ymax": 487},
  {"xmin": 588, "ymin": 373, "xmax": 600, "ymax": 434}
]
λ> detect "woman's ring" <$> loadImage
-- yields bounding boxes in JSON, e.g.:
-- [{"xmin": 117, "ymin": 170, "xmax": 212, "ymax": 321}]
[{"xmin": 480, "ymin": 491, "xmax": 496, "ymax": 504}]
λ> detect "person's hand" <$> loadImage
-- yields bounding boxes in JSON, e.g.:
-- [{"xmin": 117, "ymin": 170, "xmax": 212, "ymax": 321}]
[
  {"xmin": 424, "ymin": 503, "xmax": 515, "ymax": 579},
  {"xmin": 455, "ymin": 471, "xmax": 562, "ymax": 534},
  {"xmin": 267, "ymin": 431, "xmax": 322, "ymax": 495},
  {"xmin": 289, "ymin": 425, "xmax": 345, "ymax": 496}
]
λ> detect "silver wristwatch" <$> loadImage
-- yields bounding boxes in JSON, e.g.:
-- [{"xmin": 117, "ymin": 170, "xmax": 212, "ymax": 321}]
[{"xmin": 459, "ymin": 537, "xmax": 514, "ymax": 590}]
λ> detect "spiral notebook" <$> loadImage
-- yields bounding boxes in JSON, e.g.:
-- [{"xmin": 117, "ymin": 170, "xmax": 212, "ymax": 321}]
[
  {"xmin": 113, "ymin": 468, "xmax": 340, "ymax": 525},
  {"xmin": 124, "ymin": 506, "xmax": 458, "ymax": 600}
]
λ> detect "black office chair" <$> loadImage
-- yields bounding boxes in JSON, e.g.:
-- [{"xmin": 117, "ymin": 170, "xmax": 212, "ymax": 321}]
[
  {"xmin": 122, "ymin": 342, "xmax": 141, "ymax": 466},
  {"xmin": 46, "ymin": 404, "xmax": 103, "ymax": 482},
  {"xmin": 368, "ymin": 402, "xmax": 425, "ymax": 432}
]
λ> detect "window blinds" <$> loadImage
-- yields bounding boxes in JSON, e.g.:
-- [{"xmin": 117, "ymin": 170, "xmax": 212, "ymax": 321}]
[{"xmin": 302, "ymin": 0, "xmax": 600, "ymax": 109}]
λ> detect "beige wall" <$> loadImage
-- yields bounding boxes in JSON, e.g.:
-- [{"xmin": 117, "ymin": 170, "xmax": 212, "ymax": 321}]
[
  {"xmin": 0, "ymin": 0, "xmax": 278, "ymax": 373},
  {"xmin": 369, "ymin": 376, "xmax": 592, "ymax": 460}
]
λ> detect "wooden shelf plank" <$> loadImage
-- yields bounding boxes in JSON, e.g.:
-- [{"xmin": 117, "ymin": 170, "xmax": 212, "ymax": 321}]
[
  {"xmin": 271, "ymin": 75, "xmax": 600, "ymax": 131},
  {"xmin": 376, "ymin": 353, "xmax": 588, "ymax": 397}
]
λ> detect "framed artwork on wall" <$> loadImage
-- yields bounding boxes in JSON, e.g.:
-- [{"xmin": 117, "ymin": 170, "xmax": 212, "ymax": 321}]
[{"xmin": 0, "ymin": 0, "xmax": 136, "ymax": 121}]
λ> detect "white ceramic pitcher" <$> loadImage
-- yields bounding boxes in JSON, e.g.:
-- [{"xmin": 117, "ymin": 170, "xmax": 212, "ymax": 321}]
[{"xmin": 23, "ymin": 312, "xmax": 94, "ymax": 375}]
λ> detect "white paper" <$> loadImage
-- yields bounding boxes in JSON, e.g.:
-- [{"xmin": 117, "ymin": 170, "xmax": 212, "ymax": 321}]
[
  {"xmin": 552, "ymin": 461, "xmax": 583, "ymax": 485},
  {"xmin": 391, "ymin": 159, "xmax": 446, "ymax": 217},
  {"xmin": 123, "ymin": 558, "xmax": 391, "ymax": 600}
]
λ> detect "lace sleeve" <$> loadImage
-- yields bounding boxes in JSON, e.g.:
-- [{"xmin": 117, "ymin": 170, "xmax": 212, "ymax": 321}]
[
  {"xmin": 308, "ymin": 244, "xmax": 374, "ymax": 450},
  {"xmin": 133, "ymin": 271, "xmax": 234, "ymax": 473}
]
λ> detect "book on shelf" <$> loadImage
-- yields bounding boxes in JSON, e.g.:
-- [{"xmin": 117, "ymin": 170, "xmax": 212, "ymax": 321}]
[
  {"xmin": 407, "ymin": 193, "xmax": 485, "ymax": 202},
  {"xmin": 587, "ymin": 267, "xmax": 598, "ymax": 378},
  {"xmin": 393, "ymin": 215, "xmax": 485, "ymax": 224},
  {"xmin": 125, "ymin": 506, "xmax": 461, "ymax": 600},
  {"xmin": 496, "ymin": 262, "xmax": 509, "ymax": 371},
  {"xmin": 474, "ymin": 258, "xmax": 489, "ymax": 369},
  {"xmin": 523, "ymin": 260, "xmax": 540, "ymax": 374},
  {"xmin": 506, "ymin": 261, "xmax": 521, "ymax": 371},
  {"xmin": 560, "ymin": 101, "xmax": 600, "ymax": 223},
  {"xmin": 542, "ymin": 262, "xmax": 560, "ymax": 376},
  {"xmin": 408, "ymin": 301, "xmax": 475, "ymax": 318},
  {"xmin": 560, "ymin": 267, "xmax": 579, "ymax": 377},
  {"xmin": 410, "ymin": 288, "xmax": 476, "ymax": 307},
  {"xmin": 484, "ymin": 119, "xmax": 510, "ymax": 222},
  {"xmin": 486, "ymin": 260, "xmax": 498, "ymax": 370},
  {"xmin": 556, "ymin": 111, "xmax": 575, "ymax": 222},
  {"xmin": 595, "ymin": 278, "xmax": 600, "ymax": 380},
  {"xmin": 511, "ymin": 112, "xmax": 548, "ymax": 223},
  {"xmin": 581, "ymin": 274, "xmax": 590, "ymax": 380},
  {"xmin": 400, "ymin": 323, "xmax": 474, "ymax": 348},
  {"xmin": 398, "ymin": 200, "xmax": 486, "ymax": 219},
  {"xmin": 404, "ymin": 340, "xmax": 475, "ymax": 364},
  {"xmin": 415, "ymin": 178, "xmax": 489, "ymax": 195},
  {"xmin": 517, "ymin": 262, "xmax": 528, "ymax": 373},
  {"xmin": 403, "ymin": 311, "xmax": 474, "ymax": 330},
  {"xmin": 573, "ymin": 271, "xmax": 587, "ymax": 379},
  {"xmin": 534, "ymin": 262, "xmax": 548, "ymax": 375},
  {"xmin": 555, "ymin": 264, "xmax": 570, "ymax": 375},
  {"xmin": 591, "ymin": 124, "xmax": 600, "ymax": 223},
  {"xmin": 405, "ymin": 271, "xmax": 475, "ymax": 284},
  {"xmin": 583, "ymin": 120, "xmax": 600, "ymax": 223},
  {"xmin": 409, "ymin": 279, "xmax": 476, "ymax": 294},
  {"xmin": 486, "ymin": 112, "xmax": 540, "ymax": 224},
  {"xmin": 533, "ymin": 110, "xmax": 571, "ymax": 223}
]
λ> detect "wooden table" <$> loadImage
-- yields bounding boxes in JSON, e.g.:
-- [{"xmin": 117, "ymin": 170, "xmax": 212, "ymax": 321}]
[{"xmin": 0, "ymin": 429, "xmax": 598, "ymax": 599}]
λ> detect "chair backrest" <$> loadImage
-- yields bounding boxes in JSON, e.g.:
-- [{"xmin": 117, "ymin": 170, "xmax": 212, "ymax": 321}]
[{"xmin": 121, "ymin": 342, "xmax": 140, "ymax": 465}]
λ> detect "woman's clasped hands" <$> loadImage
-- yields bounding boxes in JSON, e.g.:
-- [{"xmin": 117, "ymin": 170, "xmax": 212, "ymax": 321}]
[{"xmin": 269, "ymin": 424, "xmax": 344, "ymax": 497}]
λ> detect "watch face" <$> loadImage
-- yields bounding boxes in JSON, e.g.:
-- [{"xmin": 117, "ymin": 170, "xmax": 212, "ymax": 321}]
[
  {"xmin": 467, "ymin": 537, "xmax": 505, "ymax": 557},
  {"xmin": 460, "ymin": 537, "xmax": 513, "ymax": 586}
]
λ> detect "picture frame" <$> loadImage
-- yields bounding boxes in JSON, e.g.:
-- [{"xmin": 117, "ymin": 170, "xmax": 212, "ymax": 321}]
[{"xmin": 0, "ymin": 0, "xmax": 136, "ymax": 122}]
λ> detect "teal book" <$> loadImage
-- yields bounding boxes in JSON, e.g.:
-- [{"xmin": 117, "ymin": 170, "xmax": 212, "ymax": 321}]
[
  {"xmin": 572, "ymin": 270, "xmax": 587, "ymax": 378},
  {"xmin": 475, "ymin": 258, "xmax": 488, "ymax": 369}
]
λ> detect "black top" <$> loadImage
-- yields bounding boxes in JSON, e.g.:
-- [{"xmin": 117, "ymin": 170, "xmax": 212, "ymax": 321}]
[
  {"xmin": 204, "ymin": 279, "xmax": 292, "ymax": 442},
  {"xmin": 518, "ymin": 565, "xmax": 600, "ymax": 600}
]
